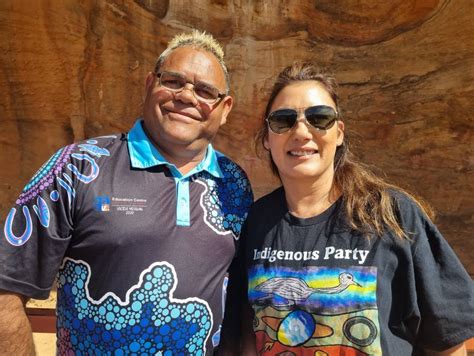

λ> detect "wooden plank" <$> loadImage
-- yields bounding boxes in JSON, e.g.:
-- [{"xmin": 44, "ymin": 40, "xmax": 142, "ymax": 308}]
[
  {"xmin": 467, "ymin": 337, "xmax": 474, "ymax": 351},
  {"xmin": 26, "ymin": 307, "xmax": 56, "ymax": 333}
]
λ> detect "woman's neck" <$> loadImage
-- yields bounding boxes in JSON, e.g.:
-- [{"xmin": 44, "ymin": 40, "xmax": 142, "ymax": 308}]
[{"xmin": 282, "ymin": 175, "xmax": 340, "ymax": 218}]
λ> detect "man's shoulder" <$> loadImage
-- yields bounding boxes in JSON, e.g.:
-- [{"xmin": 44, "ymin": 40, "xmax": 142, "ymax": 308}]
[
  {"xmin": 214, "ymin": 150, "xmax": 249, "ymax": 181},
  {"xmin": 53, "ymin": 133, "xmax": 125, "ymax": 163},
  {"xmin": 209, "ymin": 149, "xmax": 254, "ymax": 210},
  {"xmin": 74, "ymin": 133, "xmax": 124, "ymax": 153},
  {"xmin": 214, "ymin": 150, "xmax": 241, "ymax": 167}
]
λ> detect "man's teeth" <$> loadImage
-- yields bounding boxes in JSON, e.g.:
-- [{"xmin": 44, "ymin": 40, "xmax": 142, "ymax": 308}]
[{"xmin": 289, "ymin": 150, "xmax": 317, "ymax": 156}]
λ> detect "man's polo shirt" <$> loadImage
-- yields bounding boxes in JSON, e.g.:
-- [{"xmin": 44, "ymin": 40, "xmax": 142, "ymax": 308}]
[
  {"xmin": 0, "ymin": 120, "xmax": 253, "ymax": 355},
  {"xmin": 128, "ymin": 120, "xmax": 225, "ymax": 227}
]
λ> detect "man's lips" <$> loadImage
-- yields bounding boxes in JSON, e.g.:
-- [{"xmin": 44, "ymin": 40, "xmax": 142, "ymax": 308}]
[{"xmin": 162, "ymin": 108, "xmax": 201, "ymax": 121}]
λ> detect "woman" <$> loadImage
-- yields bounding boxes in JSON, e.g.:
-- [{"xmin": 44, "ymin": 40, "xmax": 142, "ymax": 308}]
[{"xmin": 241, "ymin": 62, "xmax": 473, "ymax": 355}]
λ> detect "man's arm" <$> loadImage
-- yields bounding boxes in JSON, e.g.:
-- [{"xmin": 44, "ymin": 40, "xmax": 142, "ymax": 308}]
[
  {"xmin": 216, "ymin": 258, "xmax": 243, "ymax": 355},
  {"xmin": 425, "ymin": 343, "xmax": 467, "ymax": 356},
  {"xmin": 0, "ymin": 292, "xmax": 35, "ymax": 355}
]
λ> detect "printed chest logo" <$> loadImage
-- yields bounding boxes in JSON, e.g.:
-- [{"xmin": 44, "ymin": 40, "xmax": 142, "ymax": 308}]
[
  {"xmin": 94, "ymin": 195, "xmax": 147, "ymax": 215},
  {"xmin": 253, "ymin": 246, "xmax": 370, "ymax": 265}
]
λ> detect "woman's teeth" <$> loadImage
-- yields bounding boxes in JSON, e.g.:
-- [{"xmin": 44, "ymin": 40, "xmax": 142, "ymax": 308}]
[{"xmin": 289, "ymin": 150, "xmax": 317, "ymax": 156}]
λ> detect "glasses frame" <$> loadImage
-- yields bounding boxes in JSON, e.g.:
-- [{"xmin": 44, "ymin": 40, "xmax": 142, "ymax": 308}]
[
  {"xmin": 266, "ymin": 105, "xmax": 339, "ymax": 134},
  {"xmin": 155, "ymin": 71, "xmax": 226, "ymax": 105}
]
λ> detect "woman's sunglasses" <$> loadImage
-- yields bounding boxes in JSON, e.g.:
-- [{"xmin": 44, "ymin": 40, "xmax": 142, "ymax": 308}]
[{"xmin": 266, "ymin": 105, "xmax": 338, "ymax": 134}]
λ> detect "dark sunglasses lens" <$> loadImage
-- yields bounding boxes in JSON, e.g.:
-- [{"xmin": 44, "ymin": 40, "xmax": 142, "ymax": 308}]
[
  {"xmin": 305, "ymin": 106, "xmax": 337, "ymax": 130},
  {"xmin": 268, "ymin": 110, "xmax": 297, "ymax": 133}
]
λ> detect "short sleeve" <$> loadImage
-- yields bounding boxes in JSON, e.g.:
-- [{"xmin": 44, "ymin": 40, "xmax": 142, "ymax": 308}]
[
  {"xmin": 0, "ymin": 145, "xmax": 75, "ymax": 299},
  {"xmin": 402, "ymin": 199, "xmax": 474, "ymax": 350}
]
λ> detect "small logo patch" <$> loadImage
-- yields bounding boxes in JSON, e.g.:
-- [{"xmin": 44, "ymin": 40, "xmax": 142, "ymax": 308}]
[
  {"xmin": 94, "ymin": 195, "xmax": 147, "ymax": 215},
  {"xmin": 94, "ymin": 196, "xmax": 111, "ymax": 212}
]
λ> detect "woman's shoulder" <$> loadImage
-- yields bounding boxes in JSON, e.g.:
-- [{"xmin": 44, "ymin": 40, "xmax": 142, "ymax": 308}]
[
  {"xmin": 387, "ymin": 188, "xmax": 431, "ymax": 223},
  {"xmin": 253, "ymin": 186, "xmax": 285, "ymax": 207},
  {"xmin": 246, "ymin": 186, "xmax": 286, "ymax": 222},
  {"xmin": 382, "ymin": 188, "xmax": 440, "ymax": 247}
]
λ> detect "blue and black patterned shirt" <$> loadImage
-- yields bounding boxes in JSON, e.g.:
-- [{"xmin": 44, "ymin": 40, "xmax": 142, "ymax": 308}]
[{"xmin": 0, "ymin": 119, "xmax": 253, "ymax": 355}]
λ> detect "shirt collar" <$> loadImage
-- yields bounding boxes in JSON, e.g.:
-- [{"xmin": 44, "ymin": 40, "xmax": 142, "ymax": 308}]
[{"xmin": 127, "ymin": 119, "xmax": 224, "ymax": 179}]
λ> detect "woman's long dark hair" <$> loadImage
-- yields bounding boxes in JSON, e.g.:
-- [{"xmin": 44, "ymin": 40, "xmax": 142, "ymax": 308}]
[{"xmin": 256, "ymin": 61, "xmax": 433, "ymax": 239}]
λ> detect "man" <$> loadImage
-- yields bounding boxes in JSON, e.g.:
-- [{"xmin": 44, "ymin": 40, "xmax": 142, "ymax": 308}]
[{"xmin": 0, "ymin": 30, "xmax": 253, "ymax": 355}]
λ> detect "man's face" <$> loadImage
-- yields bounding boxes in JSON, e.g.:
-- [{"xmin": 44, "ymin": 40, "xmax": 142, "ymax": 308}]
[{"xmin": 143, "ymin": 47, "xmax": 232, "ymax": 167}]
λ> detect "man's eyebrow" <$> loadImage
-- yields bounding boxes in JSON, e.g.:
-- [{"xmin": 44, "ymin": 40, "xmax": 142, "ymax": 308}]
[
  {"xmin": 163, "ymin": 70, "xmax": 184, "ymax": 77},
  {"xmin": 163, "ymin": 70, "xmax": 222, "ymax": 89},
  {"xmin": 194, "ymin": 78, "xmax": 223, "ymax": 92},
  {"xmin": 196, "ymin": 81, "xmax": 216, "ymax": 88}
]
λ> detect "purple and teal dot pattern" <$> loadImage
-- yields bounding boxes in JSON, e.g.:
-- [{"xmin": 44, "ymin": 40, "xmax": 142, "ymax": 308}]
[
  {"xmin": 18, "ymin": 144, "xmax": 75, "ymax": 205},
  {"xmin": 5, "ymin": 140, "xmax": 108, "ymax": 247}
]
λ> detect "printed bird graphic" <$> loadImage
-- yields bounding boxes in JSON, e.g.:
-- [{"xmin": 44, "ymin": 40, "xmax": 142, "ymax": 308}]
[{"xmin": 255, "ymin": 273, "xmax": 361, "ymax": 307}]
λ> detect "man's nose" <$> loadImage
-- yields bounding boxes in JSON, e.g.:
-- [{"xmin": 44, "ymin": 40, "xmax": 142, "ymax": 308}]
[{"xmin": 174, "ymin": 83, "xmax": 198, "ymax": 105}]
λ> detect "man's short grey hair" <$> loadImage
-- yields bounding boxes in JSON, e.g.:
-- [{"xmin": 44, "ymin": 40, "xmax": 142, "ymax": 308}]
[{"xmin": 154, "ymin": 30, "xmax": 230, "ymax": 94}]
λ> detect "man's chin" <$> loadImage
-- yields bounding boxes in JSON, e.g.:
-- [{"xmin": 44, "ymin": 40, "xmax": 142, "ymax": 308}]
[{"xmin": 159, "ymin": 131, "xmax": 206, "ymax": 150}]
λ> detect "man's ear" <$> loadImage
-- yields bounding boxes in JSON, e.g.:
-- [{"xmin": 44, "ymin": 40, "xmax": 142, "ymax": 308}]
[
  {"xmin": 219, "ymin": 95, "xmax": 234, "ymax": 126},
  {"xmin": 145, "ymin": 72, "xmax": 155, "ymax": 91},
  {"xmin": 336, "ymin": 120, "xmax": 345, "ymax": 146}
]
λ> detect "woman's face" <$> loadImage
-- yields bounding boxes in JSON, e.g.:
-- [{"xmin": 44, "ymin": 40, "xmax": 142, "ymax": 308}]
[{"xmin": 264, "ymin": 81, "xmax": 344, "ymax": 184}]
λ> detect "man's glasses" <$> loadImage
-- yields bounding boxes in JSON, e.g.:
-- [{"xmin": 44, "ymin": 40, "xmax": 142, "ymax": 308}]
[
  {"xmin": 266, "ymin": 105, "xmax": 338, "ymax": 134},
  {"xmin": 155, "ymin": 71, "xmax": 226, "ymax": 104}
]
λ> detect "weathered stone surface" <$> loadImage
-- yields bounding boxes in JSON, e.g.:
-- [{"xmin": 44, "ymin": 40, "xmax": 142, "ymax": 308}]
[{"xmin": 0, "ymin": 1, "xmax": 472, "ymax": 275}]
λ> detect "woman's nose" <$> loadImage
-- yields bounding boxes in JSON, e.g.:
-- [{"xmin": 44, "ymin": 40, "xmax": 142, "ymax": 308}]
[{"xmin": 292, "ymin": 114, "xmax": 313, "ymax": 139}]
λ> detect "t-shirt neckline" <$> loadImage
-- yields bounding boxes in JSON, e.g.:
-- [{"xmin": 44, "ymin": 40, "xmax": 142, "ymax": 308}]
[{"xmin": 283, "ymin": 196, "xmax": 342, "ymax": 226}]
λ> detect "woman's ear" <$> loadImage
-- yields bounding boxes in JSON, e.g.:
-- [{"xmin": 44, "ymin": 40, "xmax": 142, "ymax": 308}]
[
  {"xmin": 336, "ymin": 121, "xmax": 345, "ymax": 146},
  {"xmin": 263, "ymin": 135, "xmax": 270, "ymax": 150}
]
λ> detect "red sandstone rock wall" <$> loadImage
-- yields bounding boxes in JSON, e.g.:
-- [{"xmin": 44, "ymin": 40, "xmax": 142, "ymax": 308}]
[{"xmin": 0, "ymin": 1, "xmax": 472, "ymax": 275}]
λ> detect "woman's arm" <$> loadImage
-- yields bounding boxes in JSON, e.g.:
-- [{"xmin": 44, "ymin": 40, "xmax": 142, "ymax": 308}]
[{"xmin": 241, "ymin": 302, "xmax": 257, "ymax": 355}]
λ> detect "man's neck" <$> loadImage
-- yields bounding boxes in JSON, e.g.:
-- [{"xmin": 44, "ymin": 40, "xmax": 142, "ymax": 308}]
[
  {"xmin": 159, "ymin": 148, "xmax": 207, "ymax": 175},
  {"xmin": 174, "ymin": 157, "xmax": 205, "ymax": 175},
  {"xmin": 141, "ymin": 122, "xmax": 209, "ymax": 175}
]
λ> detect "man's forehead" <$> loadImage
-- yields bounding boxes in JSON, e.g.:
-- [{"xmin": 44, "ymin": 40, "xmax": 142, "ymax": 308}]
[{"xmin": 160, "ymin": 47, "xmax": 226, "ymax": 85}]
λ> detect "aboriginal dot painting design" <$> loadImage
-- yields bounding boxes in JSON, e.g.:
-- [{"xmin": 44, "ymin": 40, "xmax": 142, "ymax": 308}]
[
  {"xmin": 198, "ymin": 156, "xmax": 252, "ymax": 239},
  {"xmin": 17, "ymin": 144, "xmax": 76, "ymax": 205},
  {"xmin": 211, "ymin": 276, "xmax": 228, "ymax": 347},
  {"xmin": 57, "ymin": 259, "xmax": 212, "ymax": 355},
  {"xmin": 249, "ymin": 265, "xmax": 382, "ymax": 355}
]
